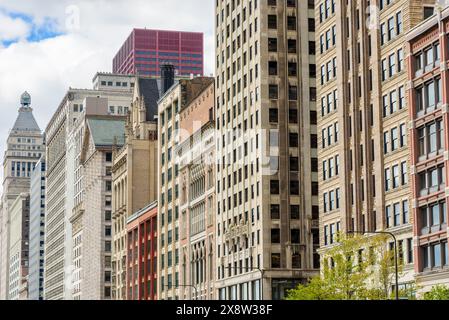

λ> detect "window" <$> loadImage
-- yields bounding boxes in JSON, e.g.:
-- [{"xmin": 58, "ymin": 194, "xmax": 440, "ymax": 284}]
[
  {"xmin": 270, "ymin": 180, "xmax": 280, "ymax": 195},
  {"xmin": 291, "ymin": 229, "xmax": 300, "ymax": 244},
  {"xmin": 271, "ymin": 229, "xmax": 280, "ymax": 244},
  {"xmin": 271, "ymin": 253, "xmax": 281, "ymax": 268},
  {"xmin": 271, "ymin": 205, "xmax": 280, "ymax": 220},
  {"xmin": 290, "ymin": 205, "xmax": 300, "ymax": 220}
]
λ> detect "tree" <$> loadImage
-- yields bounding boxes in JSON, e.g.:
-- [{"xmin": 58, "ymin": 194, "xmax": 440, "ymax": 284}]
[
  {"xmin": 423, "ymin": 285, "xmax": 449, "ymax": 300},
  {"xmin": 286, "ymin": 234, "xmax": 373, "ymax": 300},
  {"xmin": 285, "ymin": 276, "xmax": 336, "ymax": 300},
  {"xmin": 286, "ymin": 233, "xmax": 412, "ymax": 300}
]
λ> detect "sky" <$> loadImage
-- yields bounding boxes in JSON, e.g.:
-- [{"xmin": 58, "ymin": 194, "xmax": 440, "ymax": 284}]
[{"xmin": 0, "ymin": 0, "xmax": 214, "ymax": 183}]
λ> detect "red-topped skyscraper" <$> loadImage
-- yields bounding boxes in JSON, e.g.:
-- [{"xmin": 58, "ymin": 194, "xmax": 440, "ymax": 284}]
[{"xmin": 113, "ymin": 28, "xmax": 204, "ymax": 76}]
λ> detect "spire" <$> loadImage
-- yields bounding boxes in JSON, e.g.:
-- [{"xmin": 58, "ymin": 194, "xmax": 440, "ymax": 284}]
[{"xmin": 11, "ymin": 91, "xmax": 41, "ymax": 133}]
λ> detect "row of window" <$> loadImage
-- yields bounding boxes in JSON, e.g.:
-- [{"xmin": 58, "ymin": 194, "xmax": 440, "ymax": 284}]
[
  {"xmin": 385, "ymin": 200, "xmax": 409, "ymax": 228},
  {"xmin": 320, "ymin": 89, "xmax": 338, "ymax": 117},
  {"xmin": 384, "ymin": 162, "xmax": 408, "ymax": 192},
  {"xmin": 414, "ymin": 41, "xmax": 440, "ymax": 77},
  {"xmin": 318, "ymin": 0, "xmax": 336, "ymax": 24},
  {"xmin": 420, "ymin": 201, "xmax": 447, "ymax": 235},
  {"xmin": 381, "ymin": 48, "xmax": 404, "ymax": 81},
  {"xmin": 271, "ymin": 228, "xmax": 301, "ymax": 244},
  {"xmin": 323, "ymin": 188, "xmax": 340, "ymax": 213},
  {"xmin": 417, "ymin": 119, "xmax": 445, "ymax": 158},
  {"xmin": 383, "ymin": 123, "xmax": 407, "ymax": 154},
  {"xmin": 415, "ymin": 77, "xmax": 442, "ymax": 116},
  {"xmin": 380, "ymin": 11, "xmax": 402, "ymax": 46},
  {"xmin": 422, "ymin": 241, "xmax": 449, "ymax": 270},
  {"xmin": 321, "ymin": 122, "xmax": 339, "ymax": 149},
  {"xmin": 322, "ymin": 155, "xmax": 339, "ymax": 181},
  {"xmin": 319, "ymin": 25, "xmax": 336, "ymax": 54},
  {"xmin": 382, "ymin": 85, "xmax": 405, "ymax": 118},
  {"xmin": 320, "ymin": 57, "xmax": 337, "ymax": 85},
  {"xmin": 418, "ymin": 165, "xmax": 446, "ymax": 197},
  {"xmin": 323, "ymin": 221, "xmax": 341, "ymax": 246}
]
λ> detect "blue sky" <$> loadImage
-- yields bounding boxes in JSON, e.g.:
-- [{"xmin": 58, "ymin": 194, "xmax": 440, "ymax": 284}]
[
  {"xmin": 0, "ymin": 9, "xmax": 63, "ymax": 46},
  {"xmin": 0, "ymin": 0, "xmax": 214, "ymax": 187}
]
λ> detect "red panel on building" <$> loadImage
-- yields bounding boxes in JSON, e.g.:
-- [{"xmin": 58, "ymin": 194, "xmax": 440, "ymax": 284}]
[
  {"xmin": 126, "ymin": 202, "xmax": 158, "ymax": 300},
  {"xmin": 113, "ymin": 28, "xmax": 204, "ymax": 77}
]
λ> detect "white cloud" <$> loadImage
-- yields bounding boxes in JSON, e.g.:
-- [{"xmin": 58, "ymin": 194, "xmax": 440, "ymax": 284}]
[
  {"xmin": 0, "ymin": 0, "xmax": 215, "ymax": 186},
  {"xmin": 0, "ymin": 11, "xmax": 31, "ymax": 41}
]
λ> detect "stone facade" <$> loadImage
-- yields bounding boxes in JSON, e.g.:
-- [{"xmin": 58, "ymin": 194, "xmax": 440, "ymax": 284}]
[{"xmin": 214, "ymin": 0, "xmax": 319, "ymax": 300}]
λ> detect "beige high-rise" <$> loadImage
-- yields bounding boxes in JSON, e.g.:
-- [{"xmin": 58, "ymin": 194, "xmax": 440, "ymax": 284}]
[
  {"xmin": 316, "ymin": 0, "xmax": 436, "ymax": 294},
  {"xmin": 157, "ymin": 77, "xmax": 216, "ymax": 300},
  {"xmin": 214, "ymin": 0, "xmax": 319, "ymax": 300},
  {"xmin": 111, "ymin": 77, "xmax": 160, "ymax": 300}
]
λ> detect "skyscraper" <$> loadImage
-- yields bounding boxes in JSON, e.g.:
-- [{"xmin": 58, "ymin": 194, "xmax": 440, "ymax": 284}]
[
  {"xmin": 0, "ymin": 92, "xmax": 44, "ymax": 300},
  {"xmin": 113, "ymin": 29, "xmax": 204, "ymax": 77},
  {"xmin": 214, "ymin": 0, "xmax": 319, "ymax": 300},
  {"xmin": 44, "ymin": 75, "xmax": 134, "ymax": 300},
  {"xmin": 316, "ymin": 0, "xmax": 436, "ymax": 293}
]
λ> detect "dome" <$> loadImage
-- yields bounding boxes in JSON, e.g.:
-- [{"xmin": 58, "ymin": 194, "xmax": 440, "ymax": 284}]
[{"xmin": 20, "ymin": 91, "xmax": 31, "ymax": 106}]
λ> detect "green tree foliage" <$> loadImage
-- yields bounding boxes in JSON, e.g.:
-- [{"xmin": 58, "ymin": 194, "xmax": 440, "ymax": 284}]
[
  {"xmin": 286, "ymin": 233, "xmax": 410, "ymax": 300},
  {"xmin": 423, "ymin": 285, "xmax": 449, "ymax": 300}
]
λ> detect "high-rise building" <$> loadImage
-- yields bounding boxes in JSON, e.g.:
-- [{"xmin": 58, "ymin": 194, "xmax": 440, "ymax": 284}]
[
  {"xmin": 70, "ymin": 110, "xmax": 126, "ymax": 300},
  {"xmin": 157, "ymin": 76, "xmax": 215, "ymax": 300},
  {"xmin": 316, "ymin": 0, "xmax": 436, "ymax": 293},
  {"xmin": 44, "ymin": 74, "xmax": 134, "ymax": 300},
  {"xmin": 29, "ymin": 156, "xmax": 46, "ymax": 300},
  {"xmin": 176, "ymin": 79, "xmax": 215, "ymax": 300},
  {"xmin": 111, "ymin": 75, "xmax": 161, "ymax": 300},
  {"xmin": 214, "ymin": 0, "xmax": 319, "ymax": 300},
  {"xmin": 0, "ymin": 92, "xmax": 44, "ymax": 300},
  {"xmin": 406, "ymin": 7, "xmax": 449, "ymax": 293},
  {"xmin": 113, "ymin": 29, "xmax": 204, "ymax": 77},
  {"xmin": 126, "ymin": 201, "xmax": 158, "ymax": 300},
  {"xmin": 7, "ymin": 193, "xmax": 30, "ymax": 300}
]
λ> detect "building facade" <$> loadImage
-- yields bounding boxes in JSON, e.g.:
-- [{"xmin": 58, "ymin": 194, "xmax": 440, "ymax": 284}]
[
  {"xmin": 158, "ymin": 77, "xmax": 216, "ymax": 300},
  {"xmin": 8, "ymin": 193, "xmax": 30, "ymax": 300},
  {"xmin": 28, "ymin": 157, "xmax": 46, "ymax": 300},
  {"xmin": 126, "ymin": 201, "xmax": 158, "ymax": 300},
  {"xmin": 111, "ymin": 75, "xmax": 161, "ymax": 300},
  {"xmin": 214, "ymin": 0, "xmax": 319, "ymax": 300},
  {"xmin": 316, "ymin": 0, "xmax": 437, "ymax": 293},
  {"xmin": 113, "ymin": 28, "xmax": 204, "ymax": 77},
  {"xmin": 406, "ymin": 7, "xmax": 449, "ymax": 293},
  {"xmin": 44, "ymin": 75, "xmax": 133, "ymax": 300},
  {"xmin": 0, "ymin": 92, "xmax": 43, "ymax": 300},
  {"xmin": 69, "ymin": 112, "xmax": 126, "ymax": 300},
  {"xmin": 177, "ymin": 80, "xmax": 216, "ymax": 300}
]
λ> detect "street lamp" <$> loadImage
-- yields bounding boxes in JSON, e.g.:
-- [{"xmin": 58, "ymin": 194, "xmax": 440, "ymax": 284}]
[
  {"xmin": 222, "ymin": 266, "xmax": 265, "ymax": 299},
  {"xmin": 165, "ymin": 284, "xmax": 198, "ymax": 300},
  {"xmin": 347, "ymin": 230, "xmax": 399, "ymax": 301}
]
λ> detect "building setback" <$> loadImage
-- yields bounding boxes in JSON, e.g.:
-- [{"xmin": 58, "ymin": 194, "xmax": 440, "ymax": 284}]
[
  {"xmin": 0, "ymin": 92, "xmax": 44, "ymax": 300},
  {"xmin": 176, "ymin": 79, "xmax": 216, "ymax": 300},
  {"xmin": 113, "ymin": 28, "xmax": 204, "ymax": 77},
  {"xmin": 406, "ymin": 8, "xmax": 449, "ymax": 293},
  {"xmin": 214, "ymin": 0, "xmax": 319, "ymax": 300},
  {"xmin": 126, "ymin": 201, "xmax": 158, "ymax": 300},
  {"xmin": 316, "ymin": 0, "xmax": 437, "ymax": 294},
  {"xmin": 28, "ymin": 157, "xmax": 46, "ymax": 300}
]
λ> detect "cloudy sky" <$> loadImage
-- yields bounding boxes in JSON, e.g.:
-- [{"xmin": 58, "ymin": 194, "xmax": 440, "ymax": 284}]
[{"xmin": 0, "ymin": 0, "xmax": 214, "ymax": 179}]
